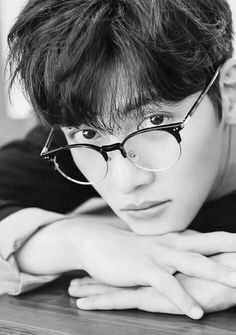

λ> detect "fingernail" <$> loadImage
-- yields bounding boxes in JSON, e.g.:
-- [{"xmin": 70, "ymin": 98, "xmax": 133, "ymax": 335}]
[
  {"xmin": 77, "ymin": 298, "xmax": 87, "ymax": 309},
  {"xmin": 228, "ymin": 272, "xmax": 236, "ymax": 283},
  {"xmin": 68, "ymin": 286, "xmax": 74, "ymax": 294},
  {"xmin": 70, "ymin": 281, "xmax": 78, "ymax": 287},
  {"xmin": 190, "ymin": 306, "xmax": 203, "ymax": 319}
]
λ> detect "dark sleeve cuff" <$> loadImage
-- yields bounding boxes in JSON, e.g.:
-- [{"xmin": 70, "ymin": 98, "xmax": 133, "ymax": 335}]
[{"xmin": 0, "ymin": 200, "xmax": 24, "ymax": 221}]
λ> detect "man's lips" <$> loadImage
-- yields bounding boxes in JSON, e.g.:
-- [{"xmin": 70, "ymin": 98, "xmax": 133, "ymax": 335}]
[{"xmin": 120, "ymin": 200, "xmax": 170, "ymax": 212}]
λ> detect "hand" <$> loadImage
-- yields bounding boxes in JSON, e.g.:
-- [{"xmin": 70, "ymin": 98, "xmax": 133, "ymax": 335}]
[
  {"xmin": 69, "ymin": 215, "xmax": 236, "ymax": 319},
  {"xmin": 68, "ymin": 272, "xmax": 236, "ymax": 314},
  {"xmin": 69, "ymin": 276, "xmax": 180, "ymax": 314}
]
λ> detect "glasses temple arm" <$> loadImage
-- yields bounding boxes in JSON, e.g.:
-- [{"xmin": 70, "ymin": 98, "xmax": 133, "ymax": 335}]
[
  {"xmin": 40, "ymin": 128, "xmax": 54, "ymax": 156},
  {"xmin": 183, "ymin": 66, "xmax": 221, "ymax": 124}
]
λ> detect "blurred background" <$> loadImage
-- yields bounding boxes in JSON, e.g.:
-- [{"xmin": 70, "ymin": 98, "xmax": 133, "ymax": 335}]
[
  {"xmin": 0, "ymin": 0, "xmax": 236, "ymax": 145},
  {"xmin": 0, "ymin": 0, "xmax": 35, "ymax": 145}
]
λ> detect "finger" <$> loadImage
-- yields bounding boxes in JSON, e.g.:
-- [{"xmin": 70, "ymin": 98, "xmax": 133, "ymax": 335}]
[
  {"xmin": 175, "ymin": 232, "xmax": 236, "ymax": 255},
  {"xmin": 170, "ymin": 251, "xmax": 236, "ymax": 288},
  {"xmin": 69, "ymin": 283, "xmax": 117, "ymax": 298},
  {"xmin": 137, "ymin": 287, "xmax": 180, "ymax": 314},
  {"xmin": 70, "ymin": 277, "xmax": 100, "ymax": 287},
  {"xmin": 145, "ymin": 266, "xmax": 204, "ymax": 319},
  {"xmin": 76, "ymin": 287, "xmax": 179, "ymax": 313},
  {"xmin": 76, "ymin": 285, "xmax": 187, "ymax": 315},
  {"xmin": 76, "ymin": 289, "xmax": 138, "ymax": 310}
]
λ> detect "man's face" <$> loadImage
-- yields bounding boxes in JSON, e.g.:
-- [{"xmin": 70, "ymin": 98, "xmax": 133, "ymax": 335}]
[{"xmin": 63, "ymin": 93, "xmax": 227, "ymax": 235}]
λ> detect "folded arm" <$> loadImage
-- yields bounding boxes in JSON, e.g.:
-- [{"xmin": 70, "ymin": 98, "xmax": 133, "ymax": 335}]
[
  {"xmin": 13, "ymin": 211, "xmax": 236, "ymax": 319},
  {"xmin": 0, "ymin": 125, "xmax": 97, "ymax": 294},
  {"xmin": 0, "ymin": 208, "xmax": 65, "ymax": 295}
]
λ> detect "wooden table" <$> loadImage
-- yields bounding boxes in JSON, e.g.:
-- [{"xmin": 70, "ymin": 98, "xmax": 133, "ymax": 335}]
[{"xmin": 0, "ymin": 273, "xmax": 236, "ymax": 335}]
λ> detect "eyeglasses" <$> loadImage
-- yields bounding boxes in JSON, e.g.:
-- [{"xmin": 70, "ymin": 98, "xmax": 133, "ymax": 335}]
[{"xmin": 41, "ymin": 67, "xmax": 220, "ymax": 185}]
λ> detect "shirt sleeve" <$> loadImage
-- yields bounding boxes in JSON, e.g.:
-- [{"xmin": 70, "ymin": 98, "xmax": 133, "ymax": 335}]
[
  {"xmin": 0, "ymin": 124, "xmax": 99, "ymax": 294},
  {"xmin": 0, "ymin": 207, "xmax": 66, "ymax": 295}
]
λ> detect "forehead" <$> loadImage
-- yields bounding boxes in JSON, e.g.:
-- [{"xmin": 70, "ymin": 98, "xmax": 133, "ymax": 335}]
[
  {"xmin": 95, "ymin": 66, "xmax": 172, "ymax": 130},
  {"xmin": 63, "ymin": 62, "xmax": 194, "ymax": 132}
]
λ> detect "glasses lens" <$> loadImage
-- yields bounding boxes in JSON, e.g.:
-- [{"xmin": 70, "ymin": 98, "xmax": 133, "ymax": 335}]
[
  {"xmin": 54, "ymin": 147, "xmax": 107, "ymax": 184},
  {"xmin": 124, "ymin": 129, "xmax": 181, "ymax": 171}
]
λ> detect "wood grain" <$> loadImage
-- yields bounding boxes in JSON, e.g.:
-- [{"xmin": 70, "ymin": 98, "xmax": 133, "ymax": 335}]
[{"xmin": 0, "ymin": 273, "xmax": 236, "ymax": 335}]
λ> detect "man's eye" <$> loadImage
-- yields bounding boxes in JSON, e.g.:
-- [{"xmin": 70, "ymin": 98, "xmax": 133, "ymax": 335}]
[
  {"xmin": 149, "ymin": 115, "xmax": 165, "ymax": 125},
  {"xmin": 81, "ymin": 129, "xmax": 98, "ymax": 140},
  {"xmin": 68, "ymin": 129, "xmax": 101, "ymax": 143},
  {"xmin": 139, "ymin": 114, "xmax": 170, "ymax": 129}
]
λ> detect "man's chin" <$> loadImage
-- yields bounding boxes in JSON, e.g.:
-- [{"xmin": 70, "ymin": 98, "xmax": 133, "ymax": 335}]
[
  {"xmin": 122, "ymin": 213, "xmax": 189, "ymax": 235},
  {"xmin": 124, "ymin": 218, "xmax": 172, "ymax": 235}
]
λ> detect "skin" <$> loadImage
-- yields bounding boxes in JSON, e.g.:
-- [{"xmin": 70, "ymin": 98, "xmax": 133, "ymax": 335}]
[
  {"xmin": 64, "ymin": 59, "xmax": 236, "ymax": 314},
  {"xmin": 91, "ymin": 94, "xmax": 225, "ymax": 236},
  {"xmin": 63, "ymin": 60, "xmax": 236, "ymax": 236},
  {"xmin": 15, "ymin": 60, "xmax": 236, "ymax": 319},
  {"xmin": 16, "ymin": 213, "xmax": 236, "ymax": 319},
  {"xmin": 69, "ymin": 268, "xmax": 236, "ymax": 315}
]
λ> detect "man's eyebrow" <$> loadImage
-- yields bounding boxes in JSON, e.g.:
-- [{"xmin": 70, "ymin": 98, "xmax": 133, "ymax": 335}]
[
  {"xmin": 122, "ymin": 98, "xmax": 176, "ymax": 114},
  {"xmin": 122, "ymin": 98, "xmax": 155, "ymax": 113},
  {"xmin": 62, "ymin": 125, "xmax": 84, "ymax": 134},
  {"xmin": 66, "ymin": 123, "xmax": 90, "ymax": 130}
]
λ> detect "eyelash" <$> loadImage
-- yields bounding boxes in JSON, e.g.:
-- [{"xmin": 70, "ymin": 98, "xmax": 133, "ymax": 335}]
[
  {"xmin": 67, "ymin": 112, "xmax": 174, "ymax": 140},
  {"xmin": 68, "ymin": 128, "xmax": 102, "ymax": 142},
  {"xmin": 138, "ymin": 112, "xmax": 173, "ymax": 129}
]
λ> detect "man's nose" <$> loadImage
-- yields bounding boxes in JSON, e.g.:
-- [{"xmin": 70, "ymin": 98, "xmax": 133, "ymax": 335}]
[{"xmin": 107, "ymin": 150, "xmax": 155, "ymax": 194}]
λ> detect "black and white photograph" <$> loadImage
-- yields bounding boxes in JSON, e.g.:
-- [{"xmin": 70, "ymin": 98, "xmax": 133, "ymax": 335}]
[{"xmin": 0, "ymin": 1, "xmax": 236, "ymax": 334}]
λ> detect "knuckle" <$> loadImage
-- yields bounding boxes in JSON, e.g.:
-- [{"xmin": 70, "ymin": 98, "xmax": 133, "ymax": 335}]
[
  {"xmin": 162, "ymin": 232, "xmax": 180, "ymax": 248},
  {"xmin": 148, "ymin": 243, "xmax": 164, "ymax": 260},
  {"xmin": 186, "ymin": 253, "xmax": 206, "ymax": 275},
  {"xmin": 191, "ymin": 252, "xmax": 205, "ymax": 262},
  {"xmin": 183, "ymin": 250, "xmax": 202, "ymax": 263},
  {"xmin": 146, "ymin": 240, "xmax": 158, "ymax": 255},
  {"xmin": 149, "ymin": 245, "xmax": 176, "ymax": 272},
  {"xmin": 161, "ymin": 273, "xmax": 178, "ymax": 291},
  {"xmin": 215, "ymin": 231, "xmax": 234, "ymax": 249}
]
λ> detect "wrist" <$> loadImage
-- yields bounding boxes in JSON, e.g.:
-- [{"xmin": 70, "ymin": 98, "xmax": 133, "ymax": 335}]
[
  {"xmin": 63, "ymin": 218, "xmax": 88, "ymax": 271},
  {"xmin": 16, "ymin": 217, "xmax": 84, "ymax": 275}
]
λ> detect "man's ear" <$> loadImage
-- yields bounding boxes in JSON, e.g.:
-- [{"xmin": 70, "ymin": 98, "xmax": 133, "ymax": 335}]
[{"xmin": 219, "ymin": 58, "xmax": 236, "ymax": 124}]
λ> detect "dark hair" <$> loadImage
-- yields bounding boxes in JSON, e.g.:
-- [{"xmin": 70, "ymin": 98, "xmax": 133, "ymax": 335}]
[{"xmin": 7, "ymin": 0, "xmax": 233, "ymax": 130}]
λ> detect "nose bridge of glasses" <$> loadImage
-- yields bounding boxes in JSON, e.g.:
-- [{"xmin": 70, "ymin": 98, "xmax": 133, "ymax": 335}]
[{"xmin": 101, "ymin": 143, "xmax": 127, "ymax": 158}]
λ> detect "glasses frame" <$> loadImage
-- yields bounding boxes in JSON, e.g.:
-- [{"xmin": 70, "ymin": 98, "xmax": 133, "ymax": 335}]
[{"xmin": 41, "ymin": 67, "xmax": 221, "ymax": 184}]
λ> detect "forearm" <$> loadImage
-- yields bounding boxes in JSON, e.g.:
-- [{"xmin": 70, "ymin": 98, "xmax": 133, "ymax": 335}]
[
  {"xmin": 15, "ymin": 218, "xmax": 83, "ymax": 275},
  {"xmin": 12, "ymin": 210, "xmax": 124, "ymax": 278}
]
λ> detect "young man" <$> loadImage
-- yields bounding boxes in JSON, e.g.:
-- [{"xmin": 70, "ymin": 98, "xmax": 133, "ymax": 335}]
[{"xmin": 1, "ymin": 0, "xmax": 236, "ymax": 319}]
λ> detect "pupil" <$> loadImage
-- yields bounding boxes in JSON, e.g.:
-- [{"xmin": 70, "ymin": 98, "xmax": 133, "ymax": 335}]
[
  {"xmin": 82, "ymin": 130, "xmax": 96, "ymax": 139},
  {"xmin": 150, "ymin": 115, "xmax": 164, "ymax": 125}
]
